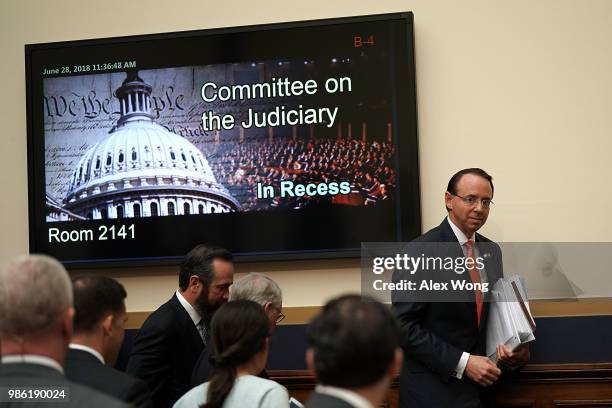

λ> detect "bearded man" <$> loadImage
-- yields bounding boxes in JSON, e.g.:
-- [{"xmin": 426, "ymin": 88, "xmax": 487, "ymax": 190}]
[{"xmin": 127, "ymin": 244, "xmax": 234, "ymax": 408}]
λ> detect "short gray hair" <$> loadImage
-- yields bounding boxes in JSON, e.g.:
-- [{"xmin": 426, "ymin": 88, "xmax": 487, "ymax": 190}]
[
  {"xmin": 0, "ymin": 255, "xmax": 73, "ymax": 339},
  {"xmin": 230, "ymin": 272, "xmax": 282, "ymax": 309}
]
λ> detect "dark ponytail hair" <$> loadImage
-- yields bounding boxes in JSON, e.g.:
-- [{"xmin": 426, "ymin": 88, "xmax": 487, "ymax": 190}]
[{"xmin": 202, "ymin": 300, "xmax": 270, "ymax": 408}]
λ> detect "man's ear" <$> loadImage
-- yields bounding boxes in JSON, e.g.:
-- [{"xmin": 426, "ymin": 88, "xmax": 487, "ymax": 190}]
[
  {"xmin": 444, "ymin": 191, "xmax": 454, "ymax": 212},
  {"xmin": 263, "ymin": 336, "xmax": 270, "ymax": 352},
  {"xmin": 101, "ymin": 314, "xmax": 114, "ymax": 337},
  {"xmin": 188, "ymin": 275, "xmax": 202, "ymax": 293},
  {"xmin": 262, "ymin": 301, "xmax": 272, "ymax": 313},
  {"xmin": 305, "ymin": 348, "xmax": 316, "ymax": 372},
  {"xmin": 389, "ymin": 347, "xmax": 403, "ymax": 377},
  {"xmin": 62, "ymin": 307, "xmax": 75, "ymax": 343}
]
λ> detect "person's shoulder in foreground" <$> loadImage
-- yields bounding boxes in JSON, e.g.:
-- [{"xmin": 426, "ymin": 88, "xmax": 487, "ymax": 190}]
[
  {"xmin": 66, "ymin": 274, "xmax": 152, "ymax": 408},
  {"xmin": 0, "ymin": 363, "xmax": 131, "ymax": 408},
  {"xmin": 0, "ymin": 254, "xmax": 131, "ymax": 408},
  {"xmin": 174, "ymin": 375, "xmax": 288, "ymax": 408}
]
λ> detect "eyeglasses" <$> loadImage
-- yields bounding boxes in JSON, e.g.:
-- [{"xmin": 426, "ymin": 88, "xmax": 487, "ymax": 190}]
[
  {"xmin": 276, "ymin": 309, "xmax": 286, "ymax": 324},
  {"xmin": 450, "ymin": 193, "xmax": 493, "ymax": 209}
]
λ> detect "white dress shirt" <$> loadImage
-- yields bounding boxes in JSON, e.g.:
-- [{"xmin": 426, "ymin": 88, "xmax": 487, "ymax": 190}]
[
  {"xmin": 175, "ymin": 290, "xmax": 202, "ymax": 326},
  {"xmin": 446, "ymin": 216, "xmax": 488, "ymax": 380},
  {"xmin": 69, "ymin": 343, "xmax": 105, "ymax": 364},
  {"xmin": 1, "ymin": 354, "xmax": 64, "ymax": 374}
]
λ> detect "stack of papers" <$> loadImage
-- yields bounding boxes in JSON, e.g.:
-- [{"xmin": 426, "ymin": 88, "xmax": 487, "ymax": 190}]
[
  {"xmin": 290, "ymin": 397, "xmax": 304, "ymax": 408},
  {"xmin": 486, "ymin": 275, "xmax": 536, "ymax": 362}
]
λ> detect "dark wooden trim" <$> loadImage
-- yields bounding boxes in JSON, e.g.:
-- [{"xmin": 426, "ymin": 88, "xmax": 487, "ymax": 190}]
[
  {"xmin": 269, "ymin": 364, "xmax": 612, "ymax": 408},
  {"xmin": 493, "ymin": 401, "xmax": 536, "ymax": 408},
  {"xmin": 269, "ymin": 363, "xmax": 612, "ymax": 383},
  {"xmin": 511, "ymin": 363, "xmax": 612, "ymax": 382}
]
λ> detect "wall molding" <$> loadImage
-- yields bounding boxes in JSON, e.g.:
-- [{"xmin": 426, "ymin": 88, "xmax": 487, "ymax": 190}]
[{"xmin": 126, "ymin": 300, "xmax": 612, "ymax": 329}]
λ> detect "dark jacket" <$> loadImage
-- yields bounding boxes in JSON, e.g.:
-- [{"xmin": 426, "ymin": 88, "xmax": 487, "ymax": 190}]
[
  {"xmin": 304, "ymin": 392, "xmax": 358, "ymax": 408},
  {"xmin": 65, "ymin": 347, "xmax": 152, "ymax": 408},
  {"xmin": 0, "ymin": 362, "xmax": 130, "ymax": 408},
  {"xmin": 392, "ymin": 218, "xmax": 504, "ymax": 408},
  {"xmin": 126, "ymin": 294, "xmax": 205, "ymax": 408}
]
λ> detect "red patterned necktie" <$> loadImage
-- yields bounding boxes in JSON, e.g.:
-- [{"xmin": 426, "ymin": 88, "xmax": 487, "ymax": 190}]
[{"xmin": 465, "ymin": 239, "xmax": 483, "ymax": 326}]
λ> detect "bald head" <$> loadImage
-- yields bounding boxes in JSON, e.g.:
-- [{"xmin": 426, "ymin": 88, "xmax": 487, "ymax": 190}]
[{"xmin": 0, "ymin": 255, "xmax": 73, "ymax": 340}]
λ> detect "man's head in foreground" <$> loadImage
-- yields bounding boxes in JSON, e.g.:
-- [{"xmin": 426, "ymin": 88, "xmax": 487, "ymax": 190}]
[
  {"xmin": 0, "ymin": 255, "xmax": 74, "ymax": 365},
  {"xmin": 306, "ymin": 294, "xmax": 402, "ymax": 406},
  {"xmin": 72, "ymin": 275, "xmax": 128, "ymax": 365}
]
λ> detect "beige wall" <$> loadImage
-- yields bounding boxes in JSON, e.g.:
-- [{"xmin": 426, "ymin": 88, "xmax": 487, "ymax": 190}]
[{"xmin": 1, "ymin": 0, "xmax": 611, "ymax": 311}]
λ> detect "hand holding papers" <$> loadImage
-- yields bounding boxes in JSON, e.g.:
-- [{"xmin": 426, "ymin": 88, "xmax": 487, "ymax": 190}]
[{"xmin": 486, "ymin": 275, "xmax": 536, "ymax": 364}]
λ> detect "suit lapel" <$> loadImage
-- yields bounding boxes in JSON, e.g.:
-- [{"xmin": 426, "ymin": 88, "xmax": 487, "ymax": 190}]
[
  {"xmin": 170, "ymin": 295, "xmax": 205, "ymax": 350},
  {"xmin": 439, "ymin": 218, "xmax": 459, "ymax": 244},
  {"xmin": 475, "ymin": 236, "xmax": 499, "ymax": 339}
]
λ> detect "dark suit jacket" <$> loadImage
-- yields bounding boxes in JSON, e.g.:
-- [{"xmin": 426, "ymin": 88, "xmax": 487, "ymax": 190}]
[
  {"xmin": 304, "ymin": 392, "xmax": 358, "ymax": 408},
  {"xmin": 190, "ymin": 347, "xmax": 213, "ymax": 386},
  {"xmin": 65, "ymin": 348, "xmax": 152, "ymax": 408},
  {"xmin": 0, "ymin": 362, "xmax": 130, "ymax": 408},
  {"xmin": 126, "ymin": 294, "xmax": 205, "ymax": 408},
  {"xmin": 392, "ymin": 218, "xmax": 504, "ymax": 408}
]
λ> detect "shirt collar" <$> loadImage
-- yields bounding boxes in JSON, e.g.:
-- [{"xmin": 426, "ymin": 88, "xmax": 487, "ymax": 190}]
[
  {"xmin": 315, "ymin": 385, "xmax": 374, "ymax": 408},
  {"xmin": 175, "ymin": 290, "xmax": 202, "ymax": 326},
  {"xmin": 69, "ymin": 344, "xmax": 105, "ymax": 364},
  {"xmin": 1, "ymin": 355, "xmax": 64, "ymax": 374},
  {"xmin": 447, "ymin": 216, "xmax": 475, "ymax": 245}
]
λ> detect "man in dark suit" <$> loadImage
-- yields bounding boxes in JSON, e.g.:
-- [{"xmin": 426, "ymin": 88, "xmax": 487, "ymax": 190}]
[
  {"xmin": 304, "ymin": 294, "xmax": 403, "ymax": 408},
  {"xmin": 392, "ymin": 168, "xmax": 529, "ymax": 408},
  {"xmin": 66, "ymin": 275, "xmax": 152, "ymax": 408},
  {"xmin": 0, "ymin": 255, "xmax": 129, "ymax": 408},
  {"xmin": 127, "ymin": 244, "xmax": 234, "ymax": 408}
]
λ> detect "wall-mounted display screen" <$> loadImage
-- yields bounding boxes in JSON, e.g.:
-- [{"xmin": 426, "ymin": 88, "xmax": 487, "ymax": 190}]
[{"xmin": 25, "ymin": 12, "xmax": 420, "ymax": 267}]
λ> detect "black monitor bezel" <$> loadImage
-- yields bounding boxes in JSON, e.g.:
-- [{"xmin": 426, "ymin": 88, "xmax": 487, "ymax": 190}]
[{"xmin": 25, "ymin": 12, "xmax": 421, "ymax": 268}]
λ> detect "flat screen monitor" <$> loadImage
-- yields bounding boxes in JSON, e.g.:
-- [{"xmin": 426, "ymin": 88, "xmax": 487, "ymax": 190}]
[{"xmin": 25, "ymin": 12, "xmax": 421, "ymax": 267}]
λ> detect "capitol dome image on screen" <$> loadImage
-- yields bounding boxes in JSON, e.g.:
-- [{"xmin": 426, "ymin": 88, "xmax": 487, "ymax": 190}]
[{"xmin": 47, "ymin": 72, "xmax": 240, "ymax": 221}]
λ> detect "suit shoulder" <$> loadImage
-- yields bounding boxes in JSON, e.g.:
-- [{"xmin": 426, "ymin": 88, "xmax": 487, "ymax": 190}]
[
  {"xmin": 476, "ymin": 232, "xmax": 494, "ymax": 243},
  {"xmin": 66, "ymin": 356, "xmax": 148, "ymax": 397},
  {"xmin": 139, "ymin": 297, "xmax": 180, "ymax": 330},
  {"xmin": 100, "ymin": 364, "xmax": 148, "ymax": 390},
  {"xmin": 305, "ymin": 392, "xmax": 354, "ymax": 408},
  {"xmin": 68, "ymin": 381, "xmax": 131, "ymax": 408},
  {"xmin": 476, "ymin": 233, "xmax": 501, "ymax": 251},
  {"xmin": 113, "ymin": 370, "xmax": 152, "ymax": 408},
  {"xmin": 413, "ymin": 225, "xmax": 445, "ymax": 242}
]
